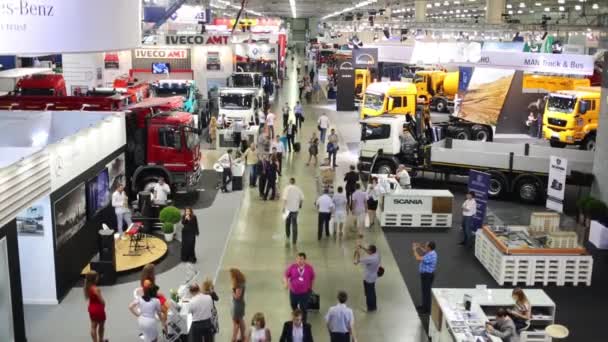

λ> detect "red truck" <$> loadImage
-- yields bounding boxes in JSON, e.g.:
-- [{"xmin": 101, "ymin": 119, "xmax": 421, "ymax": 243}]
[
  {"xmin": 13, "ymin": 74, "xmax": 67, "ymax": 96},
  {"xmin": 87, "ymin": 75, "xmax": 151, "ymax": 104},
  {"xmin": 0, "ymin": 95, "xmax": 201, "ymax": 195}
]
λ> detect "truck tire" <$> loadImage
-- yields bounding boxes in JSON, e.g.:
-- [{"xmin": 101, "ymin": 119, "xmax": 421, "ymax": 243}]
[
  {"xmin": 549, "ymin": 140, "xmax": 566, "ymax": 148},
  {"xmin": 451, "ymin": 127, "xmax": 471, "ymax": 140},
  {"xmin": 581, "ymin": 133, "xmax": 596, "ymax": 151},
  {"xmin": 487, "ymin": 171, "xmax": 508, "ymax": 199},
  {"xmin": 515, "ymin": 177, "xmax": 543, "ymax": 204},
  {"xmin": 373, "ymin": 160, "xmax": 395, "ymax": 175},
  {"xmin": 435, "ymin": 98, "xmax": 448, "ymax": 113},
  {"xmin": 471, "ymin": 125, "xmax": 490, "ymax": 142}
]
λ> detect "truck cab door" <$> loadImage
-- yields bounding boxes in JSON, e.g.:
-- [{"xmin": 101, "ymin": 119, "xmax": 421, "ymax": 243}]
[{"xmin": 149, "ymin": 125, "xmax": 186, "ymax": 171}]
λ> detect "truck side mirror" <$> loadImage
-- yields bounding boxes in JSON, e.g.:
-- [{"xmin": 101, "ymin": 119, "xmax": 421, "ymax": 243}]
[
  {"xmin": 579, "ymin": 100, "xmax": 589, "ymax": 114},
  {"xmin": 388, "ymin": 97, "xmax": 395, "ymax": 112}
]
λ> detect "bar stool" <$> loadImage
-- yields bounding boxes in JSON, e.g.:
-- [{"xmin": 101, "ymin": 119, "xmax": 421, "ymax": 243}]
[{"xmin": 545, "ymin": 324, "xmax": 569, "ymax": 340}]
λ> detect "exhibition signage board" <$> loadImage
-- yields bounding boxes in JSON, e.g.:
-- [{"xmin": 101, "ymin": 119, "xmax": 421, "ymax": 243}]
[
  {"xmin": 547, "ymin": 156, "xmax": 568, "ymax": 213},
  {"xmin": 336, "ymin": 59, "xmax": 355, "ymax": 111},
  {"xmin": 476, "ymin": 51, "xmax": 594, "ymax": 76},
  {"xmin": 352, "ymin": 48, "xmax": 378, "ymax": 69},
  {"xmin": 165, "ymin": 35, "xmax": 230, "ymax": 46},
  {"xmin": 458, "ymin": 67, "xmax": 474, "ymax": 92},
  {"xmin": 384, "ymin": 195, "xmax": 432, "ymax": 213},
  {"xmin": 0, "ymin": 0, "xmax": 141, "ymax": 54},
  {"xmin": 467, "ymin": 170, "xmax": 490, "ymax": 230},
  {"xmin": 134, "ymin": 49, "xmax": 188, "ymax": 59}
]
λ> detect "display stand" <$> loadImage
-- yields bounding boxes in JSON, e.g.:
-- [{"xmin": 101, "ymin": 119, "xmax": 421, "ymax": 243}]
[
  {"xmin": 215, "ymin": 126, "xmax": 259, "ymax": 150},
  {"xmin": 380, "ymin": 188, "xmax": 453, "ymax": 228},
  {"xmin": 429, "ymin": 288, "xmax": 555, "ymax": 342}
]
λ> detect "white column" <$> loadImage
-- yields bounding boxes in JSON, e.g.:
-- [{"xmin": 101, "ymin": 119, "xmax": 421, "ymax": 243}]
[
  {"xmin": 486, "ymin": 0, "xmax": 506, "ymax": 25},
  {"xmin": 415, "ymin": 0, "xmax": 427, "ymax": 22}
]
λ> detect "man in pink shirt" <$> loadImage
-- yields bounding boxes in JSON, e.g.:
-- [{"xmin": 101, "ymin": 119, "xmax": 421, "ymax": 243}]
[{"xmin": 284, "ymin": 252, "xmax": 316, "ymax": 323}]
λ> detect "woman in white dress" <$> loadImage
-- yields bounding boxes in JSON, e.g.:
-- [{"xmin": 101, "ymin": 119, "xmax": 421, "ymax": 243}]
[
  {"xmin": 366, "ymin": 177, "xmax": 383, "ymax": 228},
  {"xmin": 129, "ymin": 285, "xmax": 164, "ymax": 342},
  {"xmin": 246, "ymin": 312, "xmax": 271, "ymax": 342}
]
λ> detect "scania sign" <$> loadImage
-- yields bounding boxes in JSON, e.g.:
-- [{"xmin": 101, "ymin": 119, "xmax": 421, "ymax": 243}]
[
  {"xmin": 134, "ymin": 49, "xmax": 188, "ymax": 59},
  {"xmin": 165, "ymin": 35, "xmax": 229, "ymax": 46},
  {"xmin": 393, "ymin": 199, "xmax": 423, "ymax": 205}
]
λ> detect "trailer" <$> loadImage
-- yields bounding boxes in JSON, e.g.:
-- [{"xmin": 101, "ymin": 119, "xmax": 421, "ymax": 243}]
[{"xmin": 357, "ymin": 115, "xmax": 594, "ymax": 203}]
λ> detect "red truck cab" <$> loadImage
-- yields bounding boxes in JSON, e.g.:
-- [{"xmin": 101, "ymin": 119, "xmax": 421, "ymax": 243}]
[{"xmin": 14, "ymin": 74, "xmax": 67, "ymax": 96}]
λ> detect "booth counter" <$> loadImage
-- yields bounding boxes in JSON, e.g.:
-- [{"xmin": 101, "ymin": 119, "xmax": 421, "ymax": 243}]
[
  {"xmin": 429, "ymin": 288, "xmax": 555, "ymax": 342},
  {"xmin": 475, "ymin": 226, "xmax": 593, "ymax": 286},
  {"xmin": 215, "ymin": 126, "xmax": 259, "ymax": 150}
]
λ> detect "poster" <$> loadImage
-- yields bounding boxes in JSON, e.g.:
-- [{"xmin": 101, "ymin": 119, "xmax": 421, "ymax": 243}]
[
  {"xmin": 468, "ymin": 170, "xmax": 490, "ymax": 230},
  {"xmin": 207, "ymin": 51, "xmax": 221, "ymax": 71},
  {"xmin": 107, "ymin": 154, "xmax": 126, "ymax": 193},
  {"xmin": 54, "ymin": 183, "xmax": 87, "ymax": 249},
  {"xmin": 16, "ymin": 205, "xmax": 44, "ymax": 236},
  {"xmin": 87, "ymin": 168, "xmax": 110, "ymax": 217},
  {"xmin": 547, "ymin": 156, "xmax": 567, "ymax": 213}
]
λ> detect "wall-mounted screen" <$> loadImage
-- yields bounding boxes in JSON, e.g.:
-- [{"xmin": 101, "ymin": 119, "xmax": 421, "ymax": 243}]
[{"xmin": 152, "ymin": 62, "xmax": 171, "ymax": 74}]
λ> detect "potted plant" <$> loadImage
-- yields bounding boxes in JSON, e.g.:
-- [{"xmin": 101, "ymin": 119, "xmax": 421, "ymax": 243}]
[
  {"xmin": 159, "ymin": 206, "xmax": 181, "ymax": 242},
  {"xmin": 576, "ymin": 195, "xmax": 593, "ymax": 225}
]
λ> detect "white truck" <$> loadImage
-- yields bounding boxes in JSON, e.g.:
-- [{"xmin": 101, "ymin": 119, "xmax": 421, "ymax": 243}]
[
  {"xmin": 357, "ymin": 115, "xmax": 594, "ymax": 203},
  {"xmin": 217, "ymin": 88, "xmax": 261, "ymax": 124},
  {"xmin": 228, "ymin": 72, "xmax": 272, "ymax": 105}
]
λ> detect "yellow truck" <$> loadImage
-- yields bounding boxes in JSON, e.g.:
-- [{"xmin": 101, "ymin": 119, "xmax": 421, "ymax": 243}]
[
  {"xmin": 354, "ymin": 69, "xmax": 372, "ymax": 102},
  {"xmin": 413, "ymin": 70, "xmax": 459, "ymax": 112},
  {"xmin": 543, "ymin": 86, "xmax": 600, "ymax": 151},
  {"xmin": 359, "ymin": 81, "xmax": 418, "ymax": 119}
]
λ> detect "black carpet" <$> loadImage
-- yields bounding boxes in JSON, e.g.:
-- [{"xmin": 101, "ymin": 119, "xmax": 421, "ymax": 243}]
[
  {"xmin": 173, "ymin": 170, "xmax": 219, "ymax": 209},
  {"xmin": 384, "ymin": 180, "xmax": 607, "ymax": 342}
]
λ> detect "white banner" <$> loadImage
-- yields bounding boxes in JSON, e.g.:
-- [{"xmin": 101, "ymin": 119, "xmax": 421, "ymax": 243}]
[
  {"xmin": 134, "ymin": 49, "xmax": 189, "ymax": 59},
  {"xmin": 546, "ymin": 156, "xmax": 568, "ymax": 213},
  {"xmin": 0, "ymin": 0, "xmax": 141, "ymax": 54},
  {"xmin": 476, "ymin": 51, "xmax": 594, "ymax": 76}
]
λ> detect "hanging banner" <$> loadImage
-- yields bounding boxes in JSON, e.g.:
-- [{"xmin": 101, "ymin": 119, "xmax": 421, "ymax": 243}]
[
  {"xmin": 547, "ymin": 156, "xmax": 568, "ymax": 213},
  {"xmin": 458, "ymin": 66, "xmax": 473, "ymax": 92},
  {"xmin": 467, "ymin": 170, "xmax": 490, "ymax": 231},
  {"xmin": 475, "ymin": 51, "xmax": 594, "ymax": 76}
]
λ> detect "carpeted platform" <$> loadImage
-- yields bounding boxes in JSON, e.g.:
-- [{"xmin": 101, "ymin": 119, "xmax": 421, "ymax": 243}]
[{"xmin": 384, "ymin": 180, "xmax": 607, "ymax": 342}]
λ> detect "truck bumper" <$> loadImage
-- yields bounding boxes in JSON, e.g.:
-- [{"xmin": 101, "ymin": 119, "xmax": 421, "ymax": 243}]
[{"xmin": 543, "ymin": 127, "xmax": 580, "ymax": 145}]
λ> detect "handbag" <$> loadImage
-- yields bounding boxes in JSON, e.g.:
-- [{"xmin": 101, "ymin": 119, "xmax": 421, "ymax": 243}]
[
  {"xmin": 377, "ymin": 266, "xmax": 385, "ymax": 277},
  {"xmin": 210, "ymin": 301, "xmax": 219, "ymax": 333}
]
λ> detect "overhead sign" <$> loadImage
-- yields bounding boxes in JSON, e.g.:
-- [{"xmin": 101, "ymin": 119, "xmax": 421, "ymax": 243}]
[
  {"xmin": 476, "ymin": 51, "xmax": 594, "ymax": 76},
  {"xmin": 468, "ymin": 170, "xmax": 490, "ymax": 231},
  {"xmin": 234, "ymin": 43, "xmax": 278, "ymax": 61},
  {"xmin": 169, "ymin": 4, "xmax": 209, "ymax": 24},
  {"xmin": 547, "ymin": 156, "xmax": 568, "ymax": 213},
  {"xmin": 0, "ymin": 0, "xmax": 141, "ymax": 54},
  {"xmin": 165, "ymin": 35, "xmax": 230, "ymax": 45},
  {"xmin": 134, "ymin": 49, "xmax": 188, "ymax": 59},
  {"xmin": 352, "ymin": 48, "xmax": 378, "ymax": 69},
  {"xmin": 411, "ymin": 42, "xmax": 482, "ymax": 65}
]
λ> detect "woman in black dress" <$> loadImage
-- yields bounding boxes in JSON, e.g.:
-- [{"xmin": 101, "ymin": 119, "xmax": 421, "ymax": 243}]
[{"xmin": 181, "ymin": 207, "xmax": 199, "ymax": 263}]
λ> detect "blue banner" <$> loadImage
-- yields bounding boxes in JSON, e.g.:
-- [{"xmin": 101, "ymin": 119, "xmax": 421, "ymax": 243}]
[
  {"xmin": 468, "ymin": 170, "xmax": 490, "ymax": 230},
  {"xmin": 458, "ymin": 66, "xmax": 474, "ymax": 92}
]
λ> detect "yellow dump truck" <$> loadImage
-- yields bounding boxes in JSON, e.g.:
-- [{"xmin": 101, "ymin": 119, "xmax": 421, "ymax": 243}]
[
  {"xmin": 414, "ymin": 70, "xmax": 459, "ymax": 112},
  {"xmin": 359, "ymin": 81, "xmax": 418, "ymax": 119},
  {"xmin": 543, "ymin": 86, "xmax": 600, "ymax": 151}
]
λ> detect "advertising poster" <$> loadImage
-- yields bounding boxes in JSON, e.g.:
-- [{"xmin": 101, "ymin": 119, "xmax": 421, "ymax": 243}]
[
  {"xmin": 16, "ymin": 205, "xmax": 45, "ymax": 236},
  {"xmin": 54, "ymin": 183, "xmax": 86, "ymax": 249},
  {"xmin": 456, "ymin": 68, "xmax": 515, "ymax": 126},
  {"xmin": 87, "ymin": 168, "xmax": 110, "ymax": 217},
  {"xmin": 207, "ymin": 51, "xmax": 221, "ymax": 71},
  {"xmin": 336, "ymin": 59, "xmax": 355, "ymax": 111},
  {"xmin": 104, "ymin": 53, "xmax": 119, "ymax": 69},
  {"xmin": 547, "ymin": 156, "xmax": 568, "ymax": 213},
  {"xmin": 107, "ymin": 154, "xmax": 126, "ymax": 193},
  {"xmin": 468, "ymin": 170, "xmax": 490, "ymax": 230}
]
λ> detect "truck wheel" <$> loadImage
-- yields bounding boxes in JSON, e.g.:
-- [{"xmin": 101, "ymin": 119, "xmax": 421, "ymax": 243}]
[
  {"xmin": 581, "ymin": 133, "xmax": 596, "ymax": 151},
  {"xmin": 435, "ymin": 98, "xmax": 448, "ymax": 113},
  {"xmin": 488, "ymin": 171, "xmax": 508, "ymax": 199},
  {"xmin": 452, "ymin": 127, "xmax": 471, "ymax": 140},
  {"xmin": 549, "ymin": 140, "xmax": 566, "ymax": 148},
  {"xmin": 471, "ymin": 125, "xmax": 490, "ymax": 141},
  {"xmin": 136, "ymin": 175, "xmax": 161, "ymax": 194},
  {"xmin": 515, "ymin": 177, "xmax": 542, "ymax": 204},
  {"xmin": 374, "ymin": 161, "xmax": 395, "ymax": 175}
]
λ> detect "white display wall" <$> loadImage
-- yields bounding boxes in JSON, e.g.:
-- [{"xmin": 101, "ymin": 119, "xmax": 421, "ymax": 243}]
[
  {"xmin": 17, "ymin": 196, "xmax": 56, "ymax": 304},
  {"xmin": 102, "ymin": 50, "xmax": 133, "ymax": 87},
  {"xmin": 0, "ymin": 237, "xmax": 14, "ymax": 341},
  {"xmin": 62, "ymin": 53, "xmax": 105, "ymax": 95},
  {"xmin": 191, "ymin": 46, "xmax": 234, "ymax": 96}
]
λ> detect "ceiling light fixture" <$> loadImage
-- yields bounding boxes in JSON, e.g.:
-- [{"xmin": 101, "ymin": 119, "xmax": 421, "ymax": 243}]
[
  {"xmin": 559, "ymin": 6, "xmax": 564, "ymax": 11},
  {"xmin": 535, "ymin": 2, "xmax": 542, "ymax": 6},
  {"xmin": 519, "ymin": 2, "xmax": 526, "ymax": 8},
  {"xmin": 289, "ymin": 0, "xmax": 296, "ymax": 18},
  {"xmin": 544, "ymin": 7, "xmax": 550, "ymax": 11},
  {"xmin": 557, "ymin": 0, "xmax": 565, "ymax": 3},
  {"xmin": 321, "ymin": 0, "xmax": 378, "ymax": 19},
  {"xmin": 443, "ymin": 1, "xmax": 449, "ymax": 5},
  {"xmin": 506, "ymin": 4, "xmax": 512, "ymax": 8},
  {"xmin": 592, "ymin": 3, "xmax": 598, "ymax": 9},
  {"xmin": 517, "ymin": 9, "xmax": 522, "ymax": 13},
  {"xmin": 575, "ymin": 5, "xmax": 581, "ymax": 10},
  {"xmin": 508, "ymin": 10, "xmax": 513, "ymax": 14},
  {"xmin": 427, "ymin": 3, "xmax": 433, "ymax": 8}
]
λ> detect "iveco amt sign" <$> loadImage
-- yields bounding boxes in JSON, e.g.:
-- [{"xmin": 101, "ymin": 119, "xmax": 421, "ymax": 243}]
[
  {"xmin": 0, "ymin": 0, "xmax": 141, "ymax": 54},
  {"xmin": 165, "ymin": 35, "xmax": 229, "ymax": 45}
]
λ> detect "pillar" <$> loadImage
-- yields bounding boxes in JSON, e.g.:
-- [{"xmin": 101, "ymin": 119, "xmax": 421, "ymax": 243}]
[
  {"xmin": 415, "ymin": 0, "xmax": 426, "ymax": 23},
  {"xmin": 591, "ymin": 52, "xmax": 608, "ymax": 204},
  {"xmin": 486, "ymin": 0, "xmax": 506, "ymax": 25}
]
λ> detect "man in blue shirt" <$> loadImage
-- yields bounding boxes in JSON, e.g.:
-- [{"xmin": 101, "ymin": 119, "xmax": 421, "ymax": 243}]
[
  {"xmin": 412, "ymin": 241, "xmax": 437, "ymax": 314},
  {"xmin": 325, "ymin": 291, "xmax": 356, "ymax": 342}
]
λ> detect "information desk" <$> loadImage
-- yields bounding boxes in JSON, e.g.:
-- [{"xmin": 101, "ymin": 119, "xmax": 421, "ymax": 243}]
[
  {"xmin": 213, "ymin": 161, "xmax": 245, "ymax": 191},
  {"xmin": 380, "ymin": 188, "xmax": 453, "ymax": 228},
  {"xmin": 429, "ymin": 288, "xmax": 555, "ymax": 342},
  {"xmin": 475, "ymin": 226, "xmax": 593, "ymax": 286},
  {"xmin": 215, "ymin": 126, "xmax": 258, "ymax": 150}
]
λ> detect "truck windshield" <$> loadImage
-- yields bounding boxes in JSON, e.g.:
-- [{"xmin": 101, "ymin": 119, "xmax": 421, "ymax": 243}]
[
  {"xmin": 186, "ymin": 129, "xmax": 200, "ymax": 150},
  {"xmin": 363, "ymin": 93, "xmax": 385, "ymax": 111},
  {"xmin": 220, "ymin": 94, "xmax": 253, "ymax": 109},
  {"xmin": 361, "ymin": 123, "xmax": 391, "ymax": 141},
  {"xmin": 547, "ymin": 95, "xmax": 576, "ymax": 113},
  {"xmin": 231, "ymin": 75, "xmax": 261, "ymax": 88},
  {"xmin": 20, "ymin": 88, "xmax": 55, "ymax": 96},
  {"xmin": 153, "ymin": 85, "xmax": 189, "ymax": 97}
]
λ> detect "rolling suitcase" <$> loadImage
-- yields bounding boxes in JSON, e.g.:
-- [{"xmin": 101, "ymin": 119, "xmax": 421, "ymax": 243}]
[
  {"xmin": 307, "ymin": 292, "xmax": 320, "ymax": 311},
  {"xmin": 293, "ymin": 142, "xmax": 301, "ymax": 152}
]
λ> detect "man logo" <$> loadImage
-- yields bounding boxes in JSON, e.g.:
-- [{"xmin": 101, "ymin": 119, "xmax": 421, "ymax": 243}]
[
  {"xmin": 393, "ymin": 199, "xmax": 423, "ymax": 205},
  {"xmin": 556, "ymin": 158, "xmax": 562, "ymax": 165}
]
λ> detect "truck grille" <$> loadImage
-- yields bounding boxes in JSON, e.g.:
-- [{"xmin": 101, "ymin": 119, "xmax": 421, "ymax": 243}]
[{"xmin": 548, "ymin": 118, "xmax": 567, "ymax": 127}]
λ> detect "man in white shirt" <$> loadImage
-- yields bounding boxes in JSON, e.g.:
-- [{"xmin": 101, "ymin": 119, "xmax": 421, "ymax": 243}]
[
  {"xmin": 283, "ymin": 177, "xmax": 304, "ymax": 245},
  {"xmin": 325, "ymin": 291, "xmax": 356, "ymax": 342},
  {"xmin": 218, "ymin": 149, "xmax": 234, "ymax": 192},
  {"xmin": 111, "ymin": 184, "xmax": 132, "ymax": 236},
  {"xmin": 152, "ymin": 177, "xmax": 171, "ymax": 206},
  {"xmin": 258, "ymin": 109, "xmax": 266, "ymax": 130},
  {"xmin": 266, "ymin": 111, "xmax": 276, "ymax": 139},
  {"xmin": 282, "ymin": 102, "xmax": 290, "ymax": 131},
  {"xmin": 316, "ymin": 188, "xmax": 335, "ymax": 240},
  {"xmin": 294, "ymin": 101, "xmax": 304, "ymax": 131},
  {"xmin": 332, "ymin": 186, "xmax": 348, "ymax": 238},
  {"xmin": 317, "ymin": 113, "xmax": 330, "ymax": 143},
  {"xmin": 272, "ymin": 135, "xmax": 285, "ymax": 172},
  {"xmin": 396, "ymin": 164, "xmax": 411, "ymax": 189},
  {"xmin": 459, "ymin": 191, "xmax": 477, "ymax": 246},
  {"xmin": 187, "ymin": 284, "xmax": 215, "ymax": 342}
]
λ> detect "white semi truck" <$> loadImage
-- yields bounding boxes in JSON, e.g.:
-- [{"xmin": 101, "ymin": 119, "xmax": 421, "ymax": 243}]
[
  {"xmin": 217, "ymin": 88, "xmax": 261, "ymax": 124},
  {"xmin": 357, "ymin": 115, "xmax": 594, "ymax": 203}
]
